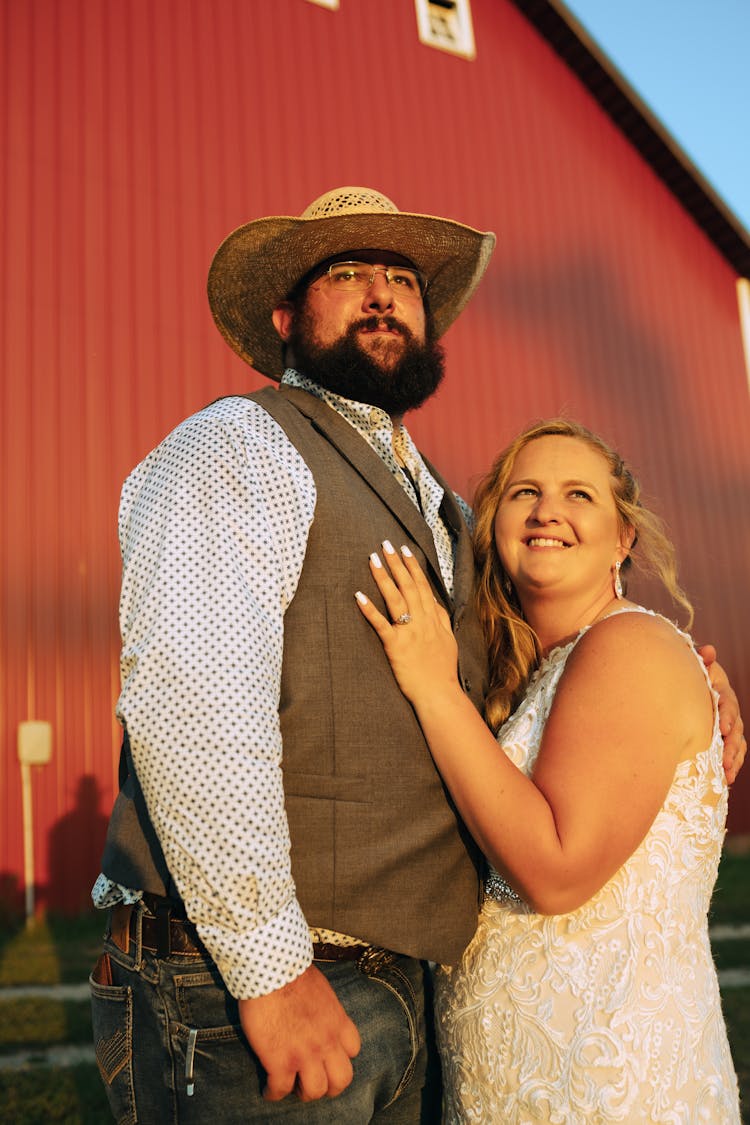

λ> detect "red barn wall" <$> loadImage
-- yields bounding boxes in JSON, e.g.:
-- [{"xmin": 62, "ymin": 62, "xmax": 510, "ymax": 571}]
[{"xmin": 2, "ymin": 0, "xmax": 749, "ymax": 915}]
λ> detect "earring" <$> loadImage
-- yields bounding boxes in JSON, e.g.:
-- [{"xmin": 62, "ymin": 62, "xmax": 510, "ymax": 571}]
[
  {"xmin": 501, "ymin": 573, "xmax": 516, "ymax": 602},
  {"xmin": 614, "ymin": 559, "xmax": 624, "ymax": 599}
]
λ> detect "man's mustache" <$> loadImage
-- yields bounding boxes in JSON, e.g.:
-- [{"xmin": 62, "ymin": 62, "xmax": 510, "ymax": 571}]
[{"xmin": 349, "ymin": 315, "xmax": 414, "ymax": 340}]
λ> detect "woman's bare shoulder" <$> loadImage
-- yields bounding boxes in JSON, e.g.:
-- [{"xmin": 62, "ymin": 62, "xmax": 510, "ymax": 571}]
[{"xmin": 563, "ymin": 606, "xmax": 710, "ymax": 727}]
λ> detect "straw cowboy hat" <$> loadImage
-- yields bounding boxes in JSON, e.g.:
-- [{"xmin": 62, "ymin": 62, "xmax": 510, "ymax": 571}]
[{"xmin": 207, "ymin": 185, "xmax": 496, "ymax": 380}]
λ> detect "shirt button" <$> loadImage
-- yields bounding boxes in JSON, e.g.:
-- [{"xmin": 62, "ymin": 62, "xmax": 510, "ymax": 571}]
[{"xmin": 462, "ymin": 677, "xmax": 472, "ymax": 693}]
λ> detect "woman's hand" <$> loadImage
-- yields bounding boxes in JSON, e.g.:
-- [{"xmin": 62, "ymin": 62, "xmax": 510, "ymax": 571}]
[{"xmin": 355, "ymin": 540, "xmax": 460, "ymax": 705}]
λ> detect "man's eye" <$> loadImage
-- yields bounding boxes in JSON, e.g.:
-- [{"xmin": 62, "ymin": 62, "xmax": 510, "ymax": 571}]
[{"xmin": 391, "ymin": 272, "xmax": 417, "ymax": 291}]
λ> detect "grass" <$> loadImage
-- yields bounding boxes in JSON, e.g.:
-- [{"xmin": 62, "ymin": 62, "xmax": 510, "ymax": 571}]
[
  {"xmin": 0, "ymin": 1067, "xmax": 109, "ymax": 1125},
  {"xmin": 0, "ymin": 997, "xmax": 95, "ymax": 1052},
  {"xmin": 710, "ymin": 849, "xmax": 750, "ymax": 926},
  {"xmin": 0, "ymin": 852, "xmax": 748, "ymax": 1123},
  {"xmin": 724, "ymin": 989, "xmax": 750, "ymax": 1124},
  {"xmin": 712, "ymin": 848, "xmax": 750, "ymax": 1123},
  {"xmin": 0, "ymin": 911, "xmax": 108, "ymax": 1122},
  {"xmin": 0, "ymin": 913, "xmax": 105, "ymax": 988}
]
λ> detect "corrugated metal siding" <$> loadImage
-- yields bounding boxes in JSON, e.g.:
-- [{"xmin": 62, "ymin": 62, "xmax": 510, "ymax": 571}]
[{"xmin": 2, "ymin": 0, "xmax": 749, "ymax": 915}]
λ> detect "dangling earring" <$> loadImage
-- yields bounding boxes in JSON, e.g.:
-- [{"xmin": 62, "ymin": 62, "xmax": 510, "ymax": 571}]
[{"xmin": 614, "ymin": 559, "xmax": 624, "ymax": 599}]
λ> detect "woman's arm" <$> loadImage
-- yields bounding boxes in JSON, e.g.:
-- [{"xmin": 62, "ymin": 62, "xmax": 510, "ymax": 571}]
[{"xmin": 356, "ymin": 544, "xmax": 714, "ymax": 914}]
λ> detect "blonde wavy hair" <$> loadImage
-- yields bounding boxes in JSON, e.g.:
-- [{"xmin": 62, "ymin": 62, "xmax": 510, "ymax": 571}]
[{"xmin": 472, "ymin": 419, "xmax": 693, "ymax": 731}]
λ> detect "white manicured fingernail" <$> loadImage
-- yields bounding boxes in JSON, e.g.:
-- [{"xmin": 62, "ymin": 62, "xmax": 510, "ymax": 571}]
[
  {"xmin": 355, "ymin": 591, "xmax": 368, "ymax": 605},
  {"xmin": 401, "ymin": 545, "xmax": 413, "ymax": 557},
  {"xmin": 382, "ymin": 540, "xmax": 395, "ymax": 555},
  {"xmin": 370, "ymin": 552, "xmax": 382, "ymax": 568}
]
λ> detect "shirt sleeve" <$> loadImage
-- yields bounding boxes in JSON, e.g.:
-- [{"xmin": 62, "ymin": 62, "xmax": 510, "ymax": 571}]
[{"xmin": 116, "ymin": 398, "xmax": 316, "ymax": 999}]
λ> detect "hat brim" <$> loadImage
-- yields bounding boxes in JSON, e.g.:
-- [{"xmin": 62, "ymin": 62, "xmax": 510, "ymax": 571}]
[{"xmin": 207, "ymin": 211, "xmax": 496, "ymax": 379}]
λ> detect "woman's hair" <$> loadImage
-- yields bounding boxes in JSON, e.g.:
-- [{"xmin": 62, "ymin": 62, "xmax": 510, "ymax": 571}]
[{"xmin": 472, "ymin": 418, "xmax": 693, "ymax": 730}]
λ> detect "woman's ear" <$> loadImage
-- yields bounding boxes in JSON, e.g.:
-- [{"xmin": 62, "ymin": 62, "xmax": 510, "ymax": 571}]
[{"xmin": 617, "ymin": 524, "xmax": 637, "ymax": 559}]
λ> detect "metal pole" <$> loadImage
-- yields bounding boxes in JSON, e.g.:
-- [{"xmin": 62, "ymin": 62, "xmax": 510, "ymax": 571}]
[
  {"xmin": 17, "ymin": 721, "xmax": 52, "ymax": 927},
  {"xmin": 21, "ymin": 761, "xmax": 35, "ymax": 925}
]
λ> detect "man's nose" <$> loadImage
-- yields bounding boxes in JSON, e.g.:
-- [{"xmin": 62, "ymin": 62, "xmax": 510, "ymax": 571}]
[{"xmin": 362, "ymin": 268, "xmax": 396, "ymax": 312}]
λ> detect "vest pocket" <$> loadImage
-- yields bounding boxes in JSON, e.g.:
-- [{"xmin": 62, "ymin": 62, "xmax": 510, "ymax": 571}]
[{"xmin": 281, "ymin": 771, "xmax": 366, "ymax": 800}]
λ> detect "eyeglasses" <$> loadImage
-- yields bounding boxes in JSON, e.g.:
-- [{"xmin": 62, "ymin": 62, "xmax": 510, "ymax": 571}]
[{"xmin": 314, "ymin": 261, "xmax": 428, "ymax": 300}]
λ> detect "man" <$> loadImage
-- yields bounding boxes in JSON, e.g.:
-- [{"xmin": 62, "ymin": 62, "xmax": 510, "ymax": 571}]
[{"xmin": 91, "ymin": 186, "xmax": 744, "ymax": 1122}]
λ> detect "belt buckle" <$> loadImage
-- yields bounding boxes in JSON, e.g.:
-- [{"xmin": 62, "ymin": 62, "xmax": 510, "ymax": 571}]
[{"xmin": 357, "ymin": 945, "xmax": 395, "ymax": 974}]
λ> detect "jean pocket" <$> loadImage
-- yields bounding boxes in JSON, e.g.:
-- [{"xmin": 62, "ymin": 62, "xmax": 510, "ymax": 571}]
[
  {"xmin": 170, "ymin": 1019, "xmax": 262, "ymax": 1120},
  {"xmin": 173, "ymin": 968, "xmax": 241, "ymax": 1028},
  {"xmin": 90, "ymin": 954, "xmax": 137, "ymax": 1125},
  {"xmin": 363, "ymin": 960, "xmax": 422, "ymax": 1108}
]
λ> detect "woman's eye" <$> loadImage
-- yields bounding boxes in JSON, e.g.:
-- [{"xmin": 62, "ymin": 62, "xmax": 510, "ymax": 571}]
[{"xmin": 570, "ymin": 490, "xmax": 592, "ymax": 501}]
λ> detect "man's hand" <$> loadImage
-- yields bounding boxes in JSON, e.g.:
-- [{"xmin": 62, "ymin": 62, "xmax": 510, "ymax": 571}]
[
  {"xmin": 698, "ymin": 646, "xmax": 746, "ymax": 784},
  {"xmin": 239, "ymin": 964, "xmax": 361, "ymax": 1102}
]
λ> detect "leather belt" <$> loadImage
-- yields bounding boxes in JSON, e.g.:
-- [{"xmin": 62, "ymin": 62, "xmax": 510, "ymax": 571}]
[
  {"xmin": 313, "ymin": 942, "xmax": 397, "ymax": 973},
  {"xmin": 311, "ymin": 941, "xmax": 370, "ymax": 962},
  {"xmin": 139, "ymin": 908, "xmax": 203, "ymax": 957},
  {"xmin": 111, "ymin": 900, "xmax": 395, "ymax": 970},
  {"xmin": 110, "ymin": 901, "xmax": 204, "ymax": 958}
]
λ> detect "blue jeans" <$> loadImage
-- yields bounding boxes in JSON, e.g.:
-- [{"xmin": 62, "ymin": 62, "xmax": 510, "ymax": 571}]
[{"xmin": 90, "ymin": 903, "xmax": 440, "ymax": 1123}]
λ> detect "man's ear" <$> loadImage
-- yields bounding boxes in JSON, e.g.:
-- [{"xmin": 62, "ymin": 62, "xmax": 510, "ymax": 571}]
[{"xmin": 273, "ymin": 301, "xmax": 294, "ymax": 342}]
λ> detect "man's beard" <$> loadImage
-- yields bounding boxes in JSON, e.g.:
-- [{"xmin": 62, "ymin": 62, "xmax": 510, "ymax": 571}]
[{"xmin": 287, "ymin": 309, "xmax": 445, "ymax": 415}]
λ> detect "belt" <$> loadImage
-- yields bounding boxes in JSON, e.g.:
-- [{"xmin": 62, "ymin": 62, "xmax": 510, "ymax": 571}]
[
  {"xmin": 110, "ymin": 901, "xmax": 204, "ymax": 958},
  {"xmin": 140, "ymin": 908, "xmax": 203, "ymax": 957},
  {"xmin": 313, "ymin": 941, "xmax": 397, "ymax": 972},
  {"xmin": 311, "ymin": 941, "xmax": 370, "ymax": 962},
  {"xmin": 111, "ymin": 900, "xmax": 395, "ymax": 969}
]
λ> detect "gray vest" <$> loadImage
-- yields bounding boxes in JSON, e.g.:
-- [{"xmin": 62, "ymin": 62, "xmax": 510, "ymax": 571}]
[{"xmin": 102, "ymin": 385, "xmax": 488, "ymax": 965}]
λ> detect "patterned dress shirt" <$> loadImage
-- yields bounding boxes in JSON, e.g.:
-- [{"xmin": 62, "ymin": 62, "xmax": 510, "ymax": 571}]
[{"xmin": 93, "ymin": 370, "xmax": 462, "ymax": 999}]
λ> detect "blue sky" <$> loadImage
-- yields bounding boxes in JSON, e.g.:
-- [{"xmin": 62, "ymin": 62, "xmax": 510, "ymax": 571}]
[{"xmin": 561, "ymin": 0, "xmax": 750, "ymax": 234}]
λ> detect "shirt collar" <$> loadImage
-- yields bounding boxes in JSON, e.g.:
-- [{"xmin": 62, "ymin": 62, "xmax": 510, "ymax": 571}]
[
  {"xmin": 281, "ymin": 369, "xmax": 455, "ymax": 596},
  {"xmin": 281, "ymin": 368, "xmax": 407, "ymax": 476}
]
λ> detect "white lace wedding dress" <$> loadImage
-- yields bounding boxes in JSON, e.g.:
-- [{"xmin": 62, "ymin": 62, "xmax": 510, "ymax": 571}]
[{"xmin": 435, "ymin": 609, "xmax": 740, "ymax": 1124}]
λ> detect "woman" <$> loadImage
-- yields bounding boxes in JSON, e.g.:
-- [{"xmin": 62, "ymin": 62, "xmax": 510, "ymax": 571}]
[{"xmin": 355, "ymin": 420, "xmax": 740, "ymax": 1123}]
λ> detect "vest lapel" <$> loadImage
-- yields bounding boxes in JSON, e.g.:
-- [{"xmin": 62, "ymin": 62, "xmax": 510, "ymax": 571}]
[
  {"xmin": 423, "ymin": 454, "xmax": 476, "ymax": 615},
  {"xmin": 276, "ymin": 385, "xmax": 450, "ymax": 603}
]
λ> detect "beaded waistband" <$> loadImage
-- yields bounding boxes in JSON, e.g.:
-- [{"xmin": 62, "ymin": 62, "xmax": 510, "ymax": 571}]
[{"xmin": 484, "ymin": 869, "xmax": 524, "ymax": 906}]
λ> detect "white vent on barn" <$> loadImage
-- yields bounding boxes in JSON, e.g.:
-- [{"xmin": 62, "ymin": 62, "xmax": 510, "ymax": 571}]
[
  {"xmin": 738, "ymin": 279, "xmax": 750, "ymax": 394},
  {"xmin": 415, "ymin": 0, "xmax": 475, "ymax": 60}
]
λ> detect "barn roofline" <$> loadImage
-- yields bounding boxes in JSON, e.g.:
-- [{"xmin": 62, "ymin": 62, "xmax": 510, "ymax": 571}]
[{"xmin": 511, "ymin": 0, "xmax": 750, "ymax": 277}]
